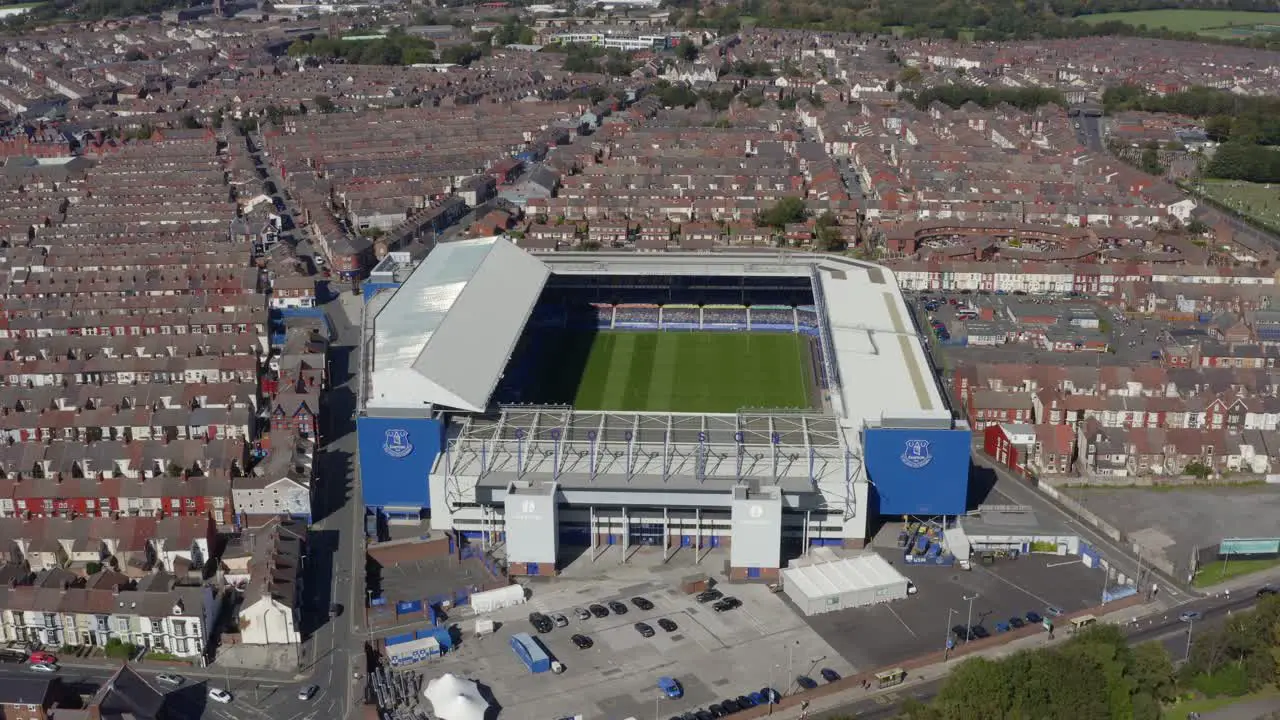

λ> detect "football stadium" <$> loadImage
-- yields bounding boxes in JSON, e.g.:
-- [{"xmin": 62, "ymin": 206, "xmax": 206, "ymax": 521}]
[{"xmin": 356, "ymin": 237, "xmax": 972, "ymax": 579}]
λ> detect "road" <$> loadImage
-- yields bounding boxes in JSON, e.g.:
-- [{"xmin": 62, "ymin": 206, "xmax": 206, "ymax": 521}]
[
  {"xmin": 244, "ymin": 130, "xmax": 368, "ymax": 720},
  {"xmin": 810, "ymin": 591, "xmax": 1267, "ymax": 719}
]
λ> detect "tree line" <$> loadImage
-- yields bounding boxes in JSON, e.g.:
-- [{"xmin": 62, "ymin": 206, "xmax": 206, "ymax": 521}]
[
  {"xmin": 892, "ymin": 597, "xmax": 1280, "ymax": 720},
  {"xmin": 287, "ymin": 33, "xmax": 439, "ymax": 66},
  {"xmin": 903, "ymin": 85, "xmax": 1068, "ymax": 112}
]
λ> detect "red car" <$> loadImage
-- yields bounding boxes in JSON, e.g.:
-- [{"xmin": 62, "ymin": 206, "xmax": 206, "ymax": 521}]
[{"xmin": 28, "ymin": 651, "xmax": 56, "ymax": 664}]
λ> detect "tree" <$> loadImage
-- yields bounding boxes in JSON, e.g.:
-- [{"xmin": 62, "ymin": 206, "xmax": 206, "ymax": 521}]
[
  {"xmin": 1184, "ymin": 460, "xmax": 1212, "ymax": 479},
  {"xmin": 815, "ymin": 212, "xmax": 845, "ymax": 251},
  {"xmin": 758, "ymin": 197, "xmax": 806, "ymax": 228},
  {"xmin": 899, "ymin": 66, "xmax": 923, "ymax": 85},
  {"xmin": 679, "ymin": 41, "xmax": 699, "ymax": 61},
  {"xmin": 1186, "ymin": 218, "xmax": 1209, "ymax": 236}
]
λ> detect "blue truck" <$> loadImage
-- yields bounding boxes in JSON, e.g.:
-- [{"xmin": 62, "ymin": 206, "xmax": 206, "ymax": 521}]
[{"xmin": 510, "ymin": 632, "xmax": 551, "ymax": 673}]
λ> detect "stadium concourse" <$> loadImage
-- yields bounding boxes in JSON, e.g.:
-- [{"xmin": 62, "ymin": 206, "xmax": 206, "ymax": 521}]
[{"xmin": 355, "ymin": 237, "xmax": 973, "ymax": 580}]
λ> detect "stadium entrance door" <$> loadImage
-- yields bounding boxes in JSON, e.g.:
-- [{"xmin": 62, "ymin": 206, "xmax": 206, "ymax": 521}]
[{"xmin": 629, "ymin": 523, "xmax": 664, "ymax": 547}]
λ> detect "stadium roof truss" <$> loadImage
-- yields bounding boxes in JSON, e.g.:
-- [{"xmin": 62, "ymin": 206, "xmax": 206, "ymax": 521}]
[{"xmin": 443, "ymin": 406, "xmax": 863, "ymax": 517}]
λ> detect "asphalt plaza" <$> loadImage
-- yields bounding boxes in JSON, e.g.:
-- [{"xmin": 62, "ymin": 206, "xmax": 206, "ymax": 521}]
[
  {"xmin": 424, "ymin": 549, "xmax": 855, "ymax": 719},
  {"xmin": 796, "ymin": 550, "xmax": 1111, "ymax": 670}
]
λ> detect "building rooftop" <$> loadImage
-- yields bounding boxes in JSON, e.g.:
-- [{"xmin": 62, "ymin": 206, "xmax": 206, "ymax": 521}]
[{"xmin": 365, "ymin": 236, "xmax": 550, "ymax": 413}]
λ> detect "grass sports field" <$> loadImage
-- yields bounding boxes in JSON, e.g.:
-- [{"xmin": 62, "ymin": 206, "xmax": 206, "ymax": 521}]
[
  {"xmin": 1196, "ymin": 179, "xmax": 1280, "ymax": 235},
  {"xmin": 1076, "ymin": 9, "xmax": 1280, "ymax": 37},
  {"xmin": 518, "ymin": 330, "xmax": 818, "ymax": 413}
]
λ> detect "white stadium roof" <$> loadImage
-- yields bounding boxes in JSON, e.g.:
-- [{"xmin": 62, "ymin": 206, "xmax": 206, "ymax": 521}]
[
  {"xmin": 365, "ymin": 236, "xmax": 550, "ymax": 413},
  {"xmin": 363, "ymin": 241, "xmax": 947, "ymax": 431}
]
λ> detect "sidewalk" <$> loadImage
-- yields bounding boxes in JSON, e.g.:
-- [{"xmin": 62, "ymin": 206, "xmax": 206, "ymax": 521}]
[
  {"xmin": 761, "ymin": 600, "xmax": 1165, "ymax": 719},
  {"xmin": 55, "ymin": 653, "xmax": 302, "ymax": 683}
]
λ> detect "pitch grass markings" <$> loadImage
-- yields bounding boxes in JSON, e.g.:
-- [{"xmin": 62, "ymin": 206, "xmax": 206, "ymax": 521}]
[{"xmin": 647, "ymin": 333, "xmax": 682, "ymax": 412}]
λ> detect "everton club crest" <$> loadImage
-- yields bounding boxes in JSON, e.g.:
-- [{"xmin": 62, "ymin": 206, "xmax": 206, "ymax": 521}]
[
  {"xmin": 901, "ymin": 439, "xmax": 932, "ymax": 469},
  {"xmin": 383, "ymin": 429, "xmax": 414, "ymax": 459}
]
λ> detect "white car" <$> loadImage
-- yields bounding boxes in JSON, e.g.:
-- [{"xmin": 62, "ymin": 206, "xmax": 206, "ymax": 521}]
[
  {"xmin": 298, "ymin": 685, "xmax": 319, "ymax": 701},
  {"xmin": 29, "ymin": 662, "xmax": 57, "ymax": 673},
  {"xmin": 573, "ymin": 607, "xmax": 590, "ymax": 621},
  {"xmin": 156, "ymin": 673, "xmax": 185, "ymax": 686},
  {"xmin": 208, "ymin": 688, "xmax": 233, "ymax": 704},
  {"xmin": 551, "ymin": 612, "xmax": 569, "ymax": 627}
]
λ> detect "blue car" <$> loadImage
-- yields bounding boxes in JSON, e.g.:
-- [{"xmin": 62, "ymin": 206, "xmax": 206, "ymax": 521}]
[
  {"xmin": 1026, "ymin": 611, "xmax": 1043, "ymax": 624},
  {"xmin": 749, "ymin": 691, "xmax": 767, "ymax": 706},
  {"xmin": 996, "ymin": 622, "xmax": 1010, "ymax": 633},
  {"xmin": 658, "ymin": 677, "xmax": 683, "ymax": 699}
]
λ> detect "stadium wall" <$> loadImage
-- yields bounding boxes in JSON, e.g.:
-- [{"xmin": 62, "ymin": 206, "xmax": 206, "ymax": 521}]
[
  {"xmin": 864, "ymin": 427, "xmax": 971, "ymax": 516},
  {"xmin": 358, "ymin": 415, "xmax": 443, "ymax": 514}
]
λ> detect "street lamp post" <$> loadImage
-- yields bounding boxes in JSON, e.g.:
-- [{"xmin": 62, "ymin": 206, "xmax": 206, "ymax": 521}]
[
  {"xmin": 945, "ymin": 608, "xmax": 958, "ymax": 659},
  {"xmin": 964, "ymin": 594, "xmax": 979, "ymax": 641},
  {"xmin": 1185, "ymin": 618, "xmax": 1196, "ymax": 662},
  {"xmin": 654, "ymin": 692, "xmax": 660, "ymax": 720}
]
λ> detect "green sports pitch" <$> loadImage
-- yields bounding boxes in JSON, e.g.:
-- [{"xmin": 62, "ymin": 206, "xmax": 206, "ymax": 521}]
[{"xmin": 519, "ymin": 330, "xmax": 819, "ymax": 413}]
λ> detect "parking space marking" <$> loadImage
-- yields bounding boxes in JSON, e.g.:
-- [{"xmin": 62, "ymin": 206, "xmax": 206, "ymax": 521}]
[
  {"xmin": 884, "ymin": 605, "xmax": 918, "ymax": 638},
  {"xmin": 978, "ymin": 565, "xmax": 1056, "ymax": 608}
]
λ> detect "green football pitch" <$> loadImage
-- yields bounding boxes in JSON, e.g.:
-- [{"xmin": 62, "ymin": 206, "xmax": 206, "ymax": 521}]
[{"xmin": 521, "ymin": 330, "xmax": 818, "ymax": 413}]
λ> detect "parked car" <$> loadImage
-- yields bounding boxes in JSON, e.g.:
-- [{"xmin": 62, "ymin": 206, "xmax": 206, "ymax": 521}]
[
  {"xmin": 330, "ymin": 603, "xmax": 343, "ymax": 618},
  {"xmin": 795, "ymin": 675, "xmax": 818, "ymax": 690},
  {"xmin": 573, "ymin": 607, "xmax": 591, "ymax": 621},
  {"xmin": 29, "ymin": 663, "xmax": 57, "ymax": 673},
  {"xmin": 658, "ymin": 676, "xmax": 683, "ymax": 699},
  {"xmin": 820, "ymin": 668, "xmax": 840, "ymax": 682},
  {"xmin": 632, "ymin": 596, "xmax": 655, "ymax": 611},
  {"xmin": 719, "ymin": 698, "xmax": 741, "ymax": 713},
  {"xmin": 571, "ymin": 634, "xmax": 593, "ymax": 649},
  {"xmin": 298, "ymin": 685, "xmax": 319, "ymax": 701},
  {"xmin": 971, "ymin": 625, "xmax": 990, "ymax": 639},
  {"xmin": 589, "ymin": 604, "xmax": 609, "ymax": 618},
  {"xmin": 657, "ymin": 618, "xmax": 678, "ymax": 632},
  {"xmin": 551, "ymin": 612, "xmax": 569, "ymax": 627},
  {"xmin": 635, "ymin": 622, "xmax": 656, "ymax": 638},
  {"xmin": 1045, "ymin": 607, "xmax": 1065, "ymax": 618},
  {"xmin": 608, "ymin": 601, "xmax": 629, "ymax": 615},
  {"xmin": 952, "ymin": 624, "xmax": 972, "ymax": 641},
  {"xmin": 696, "ymin": 590, "xmax": 723, "ymax": 603},
  {"xmin": 712, "ymin": 597, "xmax": 741, "ymax": 613},
  {"xmin": 707, "ymin": 704, "xmax": 726, "ymax": 718},
  {"xmin": 736, "ymin": 694, "xmax": 756, "ymax": 708},
  {"xmin": 760, "ymin": 688, "xmax": 780, "ymax": 704},
  {"xmin": 1025, "ymin": 611, "xmax": 1043, "ymax": 624},
  {"xmin": 529, "ymin": 612, "xmax": 554, "ymax": 633},
  {"xmin": 1257, "ymin": 586, "xmax": 1278, "ymax": 597},
  {"xmin": 1008, "ymin": 616, "xmax": 1026, "ymax": 629},
  {"xmin": 995, "ymin": 622, "xmax": 1010, "ymax": 633},
  {"xmin": 27, "ymin": 651, "xmax": 56, "ymax": 665},
  {"xmin": 155, "ymin": 673, "xmax": 185, "ymax": 686},
  {"xmin": 208, "ymin": 688, "xmax": 233, "ymax": 704}
]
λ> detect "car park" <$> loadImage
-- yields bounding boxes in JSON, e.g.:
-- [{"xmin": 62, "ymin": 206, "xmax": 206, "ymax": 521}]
[
  {"xmin": 696, "ymin": 590, "xmax": 723, "ymax": 603},
  {"xmin": 795, "ymin": 676, "xmax": 818, "ymax": 690},
  {"xmin": 608, "ymin": 600, "xmax": 629, "ymax": 615},
  {"xmin": 574, "ymin": 607, "xmax": 591, "ymax": 620},
  {"xmin": 155, "ymin": 673, "xmax": 185, "ymax": 686},
  {"xmin": 589, "ymin": 604, "xmax": 609, "ymax": 618},
  {"xmin": 632, "ymin": 596, "xmax": 655, "ymax": 611},
  {"xmin": 551, "ymin": 612, "xmax": 569, "ymax": 627},
  {"xmin": 635, "ymin": 622, "xmax": 656, "ymax": 638},
  {"xmin": 298, "ymin": 685, "xmax": 319, "ymax": 701},
  {"xmin": 820, "ymin": 668, "xmax": 840, "ymax": 682},
  {"xmin": 571, "ymin": 634, "xmax": 593, "ymax": 649},
  {"xmin": 208, "ymin": 688, "xmax": 233, "ymax": 704},
  {"xmin": 657, "ymin": 618, "xmax": 678, "ymax": 632}
]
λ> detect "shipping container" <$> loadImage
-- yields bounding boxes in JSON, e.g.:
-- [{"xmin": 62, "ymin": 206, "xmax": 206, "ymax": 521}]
[{"xmin": 509, "ymin": 632, "xmax": 551, "ymax": 673}]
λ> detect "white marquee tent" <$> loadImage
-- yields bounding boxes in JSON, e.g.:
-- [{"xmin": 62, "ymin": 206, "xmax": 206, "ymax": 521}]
[
  {"xmin": 470, "ymin": 584, "xmax": 527, "ymax": 614},
  {"xmin": 424, "ymin": 673, "xmax": 490, "ymax": 720}
]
